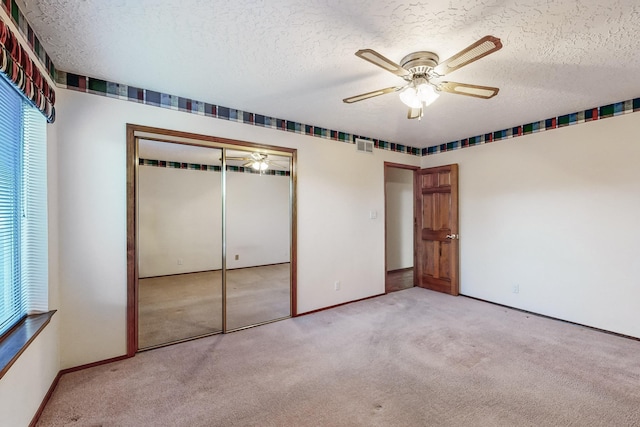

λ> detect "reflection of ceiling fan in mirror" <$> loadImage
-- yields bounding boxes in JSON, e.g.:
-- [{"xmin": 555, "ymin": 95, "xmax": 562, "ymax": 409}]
[
  {"xmin": 226, "ymin": 152, "xmax": 289, "ymax": 172},
  {"xmin": 343, "ymin": 35, "xmax": 503, "ymax": 120}
]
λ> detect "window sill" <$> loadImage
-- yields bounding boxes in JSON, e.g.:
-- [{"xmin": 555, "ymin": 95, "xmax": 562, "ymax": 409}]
[{"xmin": 0, "ymin": 311, "xmax": 56, "ymax": 380}]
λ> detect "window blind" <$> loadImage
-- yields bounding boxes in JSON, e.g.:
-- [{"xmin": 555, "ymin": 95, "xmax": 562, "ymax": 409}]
[
  {"xmin": 0, "ymin": 74, "xmax": 47, "ymax": 336},
  {"xmin": 0, "ymin": 76, "xmax": 22, "ymax": 335},
  {"xmin": 21, "ymin": 98, "xmax": 48, "ymax": 316}
]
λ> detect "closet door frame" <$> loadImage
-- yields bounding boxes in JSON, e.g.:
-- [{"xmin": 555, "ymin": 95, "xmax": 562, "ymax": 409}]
[{"xmin": 126, "ymin": 124, "xmax": 297, "ymax": 356}]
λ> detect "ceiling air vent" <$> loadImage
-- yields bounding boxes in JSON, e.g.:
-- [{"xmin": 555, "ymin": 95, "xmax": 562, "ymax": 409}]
[{"xmin": 355, "ymin": 138, "xmax": 374, "ymax": 154}]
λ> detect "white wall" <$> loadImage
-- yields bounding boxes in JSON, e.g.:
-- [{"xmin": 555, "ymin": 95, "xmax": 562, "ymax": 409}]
[
  {"xmin": 385, "ymin": 167, "xmax": 414, "ymax": 271},
  {"xmin": 138, "ymin": 166, "xmax": 222, "ymax": 277},
  {"xmin": 54, "ymin": 88, "xmax": 420, "ymax": 368},
  {"xmin": 226, "ymin": 172, "xmax": 290, "ymax": 269},
  {"xmin": 0, "ymin": 315, "xmax": 60, "ymax": 427},
  {"xmin": 421, "ymin": 113, "xmax": 640, "ymax": 338},
  {"xmin": 138, "ymin": 166, "xmax": 290, "ymax": 277}
]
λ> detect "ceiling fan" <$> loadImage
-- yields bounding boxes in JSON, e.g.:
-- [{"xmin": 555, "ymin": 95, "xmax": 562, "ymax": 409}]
[
  {"xmin": 225, "ymin": 152, "xmax": 289, "ymax": 172},
  {"xmin": 343, "ymin": 35, "xmax": 503, "ymax": 119}
]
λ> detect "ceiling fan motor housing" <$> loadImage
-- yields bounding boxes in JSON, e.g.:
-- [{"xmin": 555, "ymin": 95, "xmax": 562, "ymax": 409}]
[{"xmin": 400, "ymin": 51, "xmax": 439, "ymax": 77}]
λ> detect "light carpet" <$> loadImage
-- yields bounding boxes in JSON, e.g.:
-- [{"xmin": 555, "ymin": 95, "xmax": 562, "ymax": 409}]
[
  {"xmin": 139, "ymin": 264, "xmax": 291, "ymax": 348},
  {"xmin": 37, "ymin": 288, "xmax": 640, "ymax": 426}
]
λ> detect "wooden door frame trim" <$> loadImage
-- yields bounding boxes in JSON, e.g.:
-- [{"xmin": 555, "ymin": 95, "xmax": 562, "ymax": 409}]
[
  {"xmin": 383, "ymin": 162, "xmax": 419, "ymax": 291},
  {"xmin": 126, "ymin": 124, "xmax": 298, "ymax": 356},
  {"xmin": 126, "ymin": 125, "xmax": 137, "ymax": 357}
]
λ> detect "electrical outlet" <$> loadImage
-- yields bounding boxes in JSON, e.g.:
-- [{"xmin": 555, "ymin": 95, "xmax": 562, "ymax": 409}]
[
  {"xmin": 334, "ymin": 281, "xmax": 341, "ymax": 291},
  {"xmin": 177, "ymin": 258, "xmax": 183, "ymax": 265},
  {"xmin": 235, "ymin": 254, "xmax": 239, "ymax": 260},
  {"xmin": 512, "ymin": 284, "xmax": 519, "ymax": 294}
]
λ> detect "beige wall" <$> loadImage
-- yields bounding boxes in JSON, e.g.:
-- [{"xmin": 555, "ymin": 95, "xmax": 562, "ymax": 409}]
[
  {"xmin": 53, "ymin": 88, "xmax": 420, "ymax": 369},
  {"xmin": 0, "ymin": 315, "xmax": 60, "ymax": 427},
  {"xmin": 385, "ymin": 167, "xmax": 414, "ymax": 271},
  {"xmin": 421, "ymin": 113, "xmax": 640, "ymax": 338},
  {"xmin": 138, "ymin": 166, "xmax": 222, "ymax": 277}
]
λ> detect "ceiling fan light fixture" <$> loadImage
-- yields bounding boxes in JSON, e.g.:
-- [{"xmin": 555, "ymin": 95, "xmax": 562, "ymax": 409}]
[
  {"xmin": 399, "ymin": 85, "xmax": 422, "ymax": 108},
  {"xmin": 399, "ymin": 78, "xmax": 439, "ymax": 109},
  {"xmin": 417, "ymin": 81, "xmax": 440, "ymax": 107},
  {"xmin": 252, "ymin": 161, "xmax": 268, "ymax": 171}
]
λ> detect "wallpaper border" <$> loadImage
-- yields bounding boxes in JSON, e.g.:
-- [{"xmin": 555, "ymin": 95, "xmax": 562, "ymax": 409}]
[
  {"xmin": 139, "ymin": 158, "xmax": 291, "ymax": 176},
  {"xmin": 60, "ymin": 71, "xmax": 640, "ymax": 159},
  {"xmin": 1, "ymin": 0, "xmax": 55, "ymax": 79},
  {"xmin": 422, "ymin": 98, "xmax": 640, "ymax": 156},
  {"xmin": 58, "ymin": 71, "xmax": 422, "ymax": 157}
]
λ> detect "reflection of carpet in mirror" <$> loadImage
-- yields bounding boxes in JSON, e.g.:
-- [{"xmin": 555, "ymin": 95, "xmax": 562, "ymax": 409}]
[{"xmin": 138, "ymin": 263, "xmax": 291, "ymax": 349}]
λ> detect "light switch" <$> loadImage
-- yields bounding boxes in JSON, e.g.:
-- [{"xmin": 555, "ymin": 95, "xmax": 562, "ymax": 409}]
[{"xmin": 369, "ymin": 210, "xmax": 377, "ymax": 219}]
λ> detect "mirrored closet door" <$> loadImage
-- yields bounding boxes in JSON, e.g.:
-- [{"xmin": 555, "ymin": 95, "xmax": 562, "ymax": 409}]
[
  {"xmin": 131, "ymin": 129, "xmax": 295, "ymax": 351},
  {"xmin": 225, "ymin": 149, "xmax": 292, "ymax": 331},
  {"xmin": 137, "ymin": 140, "xmax": 223, "ymax": 349}
]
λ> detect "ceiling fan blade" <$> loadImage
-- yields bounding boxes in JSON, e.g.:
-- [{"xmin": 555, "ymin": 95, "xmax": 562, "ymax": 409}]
[
  {"xmin": 242, "ymin": 161, "xmax": 253, "ymax": 168},
  {"xmin": 438, "ymin": 81, "xmax": 500, "ymax": 99},
  {"xmin": 434, "ymin": 35, "xmax": 502, "ymax": 76},
  {"xmin": 226, "ymin": 156, "xmax": 249, "ymax": 161},
  {"xmin": 355, "ymin": 49, "xmax": 410, "ymax": 77},
  {"xmin": 407, "ymin": 107, "xmax": 423, "ymax": 120},
  {"xmin": 343, "ymin": 86, "xmax": 403, "ymax": 104}
]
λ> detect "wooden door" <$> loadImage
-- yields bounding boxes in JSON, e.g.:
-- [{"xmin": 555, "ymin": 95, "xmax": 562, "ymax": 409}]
[{"xmin": 415, "ymin": 164, "xmax": 459, "ymax": 295}]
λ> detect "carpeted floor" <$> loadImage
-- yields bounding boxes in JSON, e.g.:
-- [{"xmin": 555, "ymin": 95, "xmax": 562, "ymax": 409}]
[
  {"xmin": 139, "ymin": 264, "xmax": 291, "ymax": 349},
  {"xmin": 38, "ymin": 288, "xmax": 640, "ymax": 426}
]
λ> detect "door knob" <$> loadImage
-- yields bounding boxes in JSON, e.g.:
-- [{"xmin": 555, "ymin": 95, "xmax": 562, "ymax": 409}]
[{"xmin": 445, "ymin": 234, "xmax": 459, "ymax": 239}]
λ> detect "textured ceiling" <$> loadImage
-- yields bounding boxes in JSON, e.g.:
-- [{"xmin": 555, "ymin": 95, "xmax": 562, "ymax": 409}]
[{"xmin": 17, "ymin": 0, "xmax": 640, "ymax": 148}]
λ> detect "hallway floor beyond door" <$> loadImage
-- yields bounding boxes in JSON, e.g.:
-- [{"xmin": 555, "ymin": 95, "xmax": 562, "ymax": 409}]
[{"xmin": 386, "ymin": 268, "xmax": 414, "ymax": 293}]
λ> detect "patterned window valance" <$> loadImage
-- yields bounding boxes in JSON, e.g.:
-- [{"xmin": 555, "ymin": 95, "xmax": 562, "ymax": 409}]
[{"xmin": 0, "ymin": 18, "xmax": 55, "ymax": 122}]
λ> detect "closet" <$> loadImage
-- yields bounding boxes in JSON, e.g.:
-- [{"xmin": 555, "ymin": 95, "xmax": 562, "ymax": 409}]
[{"xmin": 128, "ymin": 127, "xmax": 296, "ymax": 351}]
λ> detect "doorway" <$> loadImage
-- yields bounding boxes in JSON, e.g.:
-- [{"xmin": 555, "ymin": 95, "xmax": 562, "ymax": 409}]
[
  {"xmin": 384, "ymin": 163, "xmax": 419, "ymax": 293},
  {"xmin": 126, "ymin": 125, "xmax": 297, "ymax": 354}
]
